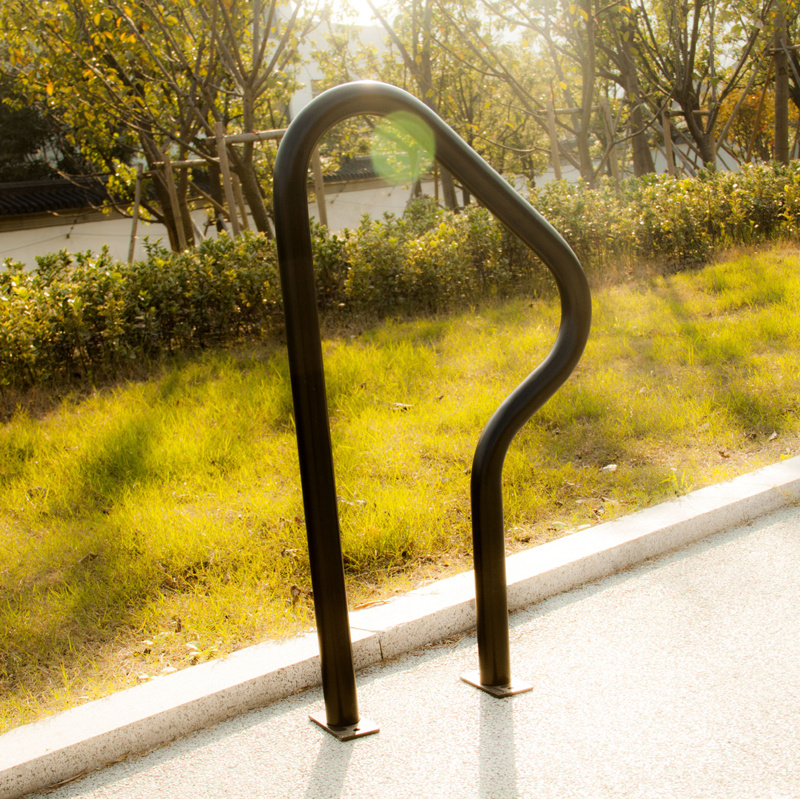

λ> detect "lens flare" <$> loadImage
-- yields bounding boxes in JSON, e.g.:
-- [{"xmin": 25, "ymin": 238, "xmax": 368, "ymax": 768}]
[{"xmin": 370, "ymin": 112, "xmax": 435, "ymax": 185}]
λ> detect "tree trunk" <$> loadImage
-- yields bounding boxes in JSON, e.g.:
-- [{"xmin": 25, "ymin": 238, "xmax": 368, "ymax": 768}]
[
  {"xmin": 203, "ymin": 143, "xmax": 227, "ymax": 233},
  {"xmin": 618, "ymin": 29, "xmax": 655, "ymax": 176},
  {"xmin": 175, "ymin": 154, "xmax": 196, "ymax": 247},
  {"xmin": 419, "ymin": 0, "xmax": 457, "ymax": 209},
  {"xmin": 681, "ymin": 102, "xmax": 716, "ymax": 167},
  {"xmin": 440, "ymin": 167, "xmax": 459, "ymax": 209},
  {"xmin": 228, "ymin": 150, "xmax": 273, "ymax": 237},
  {"xmin": 630, "ymin": 101, "xmax": 656, "ymax": 176},
  {"xmin": 775, "ymin": 4, "xmax": 790, "ymax": 163},
  {"xmin": 140, "ymin": 133, "xmax": 191, "ymax": 252},
  {"xmin": 576, "ymin": 0, "xmax": 595, "ymax": 183}
]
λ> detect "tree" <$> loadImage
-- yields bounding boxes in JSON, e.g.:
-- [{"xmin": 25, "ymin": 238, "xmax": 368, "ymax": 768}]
[
  {"xmin": 445, "ymin": 0, "xmax": 605, "ymax": 183},
  {"xmin": 624, "ymin": 0, "xmax": 771, "ymax": 168},
  {"xmin": 452, "ymin": 0, "xmax": 776, "ymax": 180},
  {"xmin": 719, "ymin": 77, "xmax": 777, "ymax": 161},
  {"xmin": 0, "ymin": 72, "xmax": 57, "ymax": 181},
  {"xmin": 199, "ymin": 0, "xmax": 315, "ymax": 233},
  {"xmin": 593, "ymin": 3, "xmax": 657, "ymax": 176},
  {"xmin": 423, "ymin": 4, "xmax": 549, "ymax": 185},
  {"xmin": 366, "ymin": 0, "xmax": 466, "ymax": 208},
  {"xmin": 306, "ymin": 9, "xmax": 385, "ymax": 171},
  {"xmin": 1, "ymin": 0, "xmax": 314, "ymax": 249}
]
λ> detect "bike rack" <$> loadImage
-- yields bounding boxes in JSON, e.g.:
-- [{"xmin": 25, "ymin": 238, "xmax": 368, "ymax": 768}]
[{"xmin": 273, "ymin": 81, "xmax": 591, "ymax": 738}]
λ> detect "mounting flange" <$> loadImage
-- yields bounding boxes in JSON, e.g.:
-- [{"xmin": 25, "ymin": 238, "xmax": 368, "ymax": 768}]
[
  {"xmin": 309, "ymin": 713, "xmax": 380, "ymax": 741},
  {"xmin": 461, "ymin": 671, "xmax": 533, "ymax": 698}
]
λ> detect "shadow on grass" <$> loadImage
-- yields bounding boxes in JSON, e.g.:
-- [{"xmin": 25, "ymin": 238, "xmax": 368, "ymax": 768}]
[
  {"xmin": 0, "ymin": 348, "xmax": 296, "ymax": 729},
  {"xmin": 0, "ymin": 530, "xmax": 156, "ymax": 716},
  {"xmin": 661, "ymin": 281, "xmax": 790, "ymax": 435}
]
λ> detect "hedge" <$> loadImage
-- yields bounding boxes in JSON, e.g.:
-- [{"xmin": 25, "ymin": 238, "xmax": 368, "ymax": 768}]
[{"xmin": 2, "ymin": 162, "xmax": 800, "ymax": 389}]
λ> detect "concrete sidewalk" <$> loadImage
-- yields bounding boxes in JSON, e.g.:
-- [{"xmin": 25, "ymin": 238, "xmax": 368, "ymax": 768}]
[{"xmin": 3, "ymin": 458, "xmax": 800, "ymax": 798}]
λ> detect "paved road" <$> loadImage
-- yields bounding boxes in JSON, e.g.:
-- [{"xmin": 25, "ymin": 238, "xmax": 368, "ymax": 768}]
[{"xmin": 33, "ymin": 504, "xmax": 800, "ymax": 799}]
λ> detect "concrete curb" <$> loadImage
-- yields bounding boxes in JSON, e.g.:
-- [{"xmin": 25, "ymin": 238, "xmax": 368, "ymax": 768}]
[{"xmin": 3, "ymin": 456, "xmax": 800, "ymax": 799}]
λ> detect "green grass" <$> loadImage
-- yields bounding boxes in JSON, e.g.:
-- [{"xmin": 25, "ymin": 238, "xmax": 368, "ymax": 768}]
[{"xmin": 2, "ymin": 244, "xmax": 800, "ymax": 732}]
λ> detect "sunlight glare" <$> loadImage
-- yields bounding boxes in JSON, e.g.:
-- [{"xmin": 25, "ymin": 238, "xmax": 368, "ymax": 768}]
[{"xmin": 332, "ymin": 0, "xmax": 381, "ymax": 25}]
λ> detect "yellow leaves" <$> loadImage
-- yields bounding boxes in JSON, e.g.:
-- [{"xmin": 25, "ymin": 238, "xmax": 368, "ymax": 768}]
[
  {"xmin": 115, "ymin": 5, "xmax": 133, "ymax": 27},
  {"xmin": 113, "ymin": 29, "xmax": 139, "ymax": 45},
  {"xmin": 90, "ymin": 30, "xmax": 116, "ymax": 45},
  {"xmin": 567, "ymin": 3, "xmax": 589, "ymax": 23}
]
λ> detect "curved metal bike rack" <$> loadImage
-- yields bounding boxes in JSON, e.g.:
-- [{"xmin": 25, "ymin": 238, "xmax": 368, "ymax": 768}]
[{"xmin": 273, "ymin": 81, "xmax": 591, "ymax": 738}]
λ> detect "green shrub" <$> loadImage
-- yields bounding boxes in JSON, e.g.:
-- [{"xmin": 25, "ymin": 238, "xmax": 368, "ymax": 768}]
[
  {"xmin": 1, "ymin": 234, "xmax": 282, "ymax": 388},
  {"xmin": 4, "ymin": 163, "xmax": 800, "ymax": 390},
  {"xmin": 344, "ymin": 212, "xmax": 411, "ymax": 313},
  {"xmin": 532, "ymin": 177, "xmax": 630, "ymax": 268},
  {"xmin": 310, "ymin": 221, "xmax": 350, "ymax": 311},
  {"xmin": 534, "ymin": 162, "xmax": 800, "ymax": 269}
]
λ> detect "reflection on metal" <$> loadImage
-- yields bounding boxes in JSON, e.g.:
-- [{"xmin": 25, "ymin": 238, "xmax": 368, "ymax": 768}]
[{"xmin": 273, "ymin": 81, "xmax": 591, "ymax": 736}]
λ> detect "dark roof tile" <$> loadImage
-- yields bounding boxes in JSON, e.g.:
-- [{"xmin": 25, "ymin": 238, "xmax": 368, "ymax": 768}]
[{"xmin": 0, "ymin": 178, "xmax": 109, "ymax": 216}]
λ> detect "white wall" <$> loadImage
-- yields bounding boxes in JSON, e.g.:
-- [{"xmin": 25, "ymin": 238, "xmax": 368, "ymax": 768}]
[
  {"xmin": 0, "ymin": 211, "xmax": 207, "ymax": 268},
  {"xmin": 0, "ymin": 177, "xmax": 437, "ymax": 268},
  {"xmin": 1, "ymin": 217, "xmax": 157, "ymax": 267},
  {"xmin": 309, "ymin": 179, "xmax": 437, "ymax": 231}
]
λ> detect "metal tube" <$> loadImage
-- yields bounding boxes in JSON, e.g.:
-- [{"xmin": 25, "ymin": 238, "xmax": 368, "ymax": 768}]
[{"xmin": 273, "ymin": 81, "xmax": 591, "ymax": 717}]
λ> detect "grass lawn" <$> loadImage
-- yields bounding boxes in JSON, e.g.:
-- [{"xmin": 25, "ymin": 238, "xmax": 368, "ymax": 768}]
[{"xmin": 1, "ymin": 244, "xmax": 799, "ymax": 733}]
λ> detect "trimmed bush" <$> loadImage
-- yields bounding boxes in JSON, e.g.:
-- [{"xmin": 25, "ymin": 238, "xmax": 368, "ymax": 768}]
[
  {"xmin": 532, "ymin": 162, "xmax": 800, "ymax": 268},
  {"xmin": 1, "ymin": 234, "xmax": 282, "ymax": 387},
  {"xmin": 3, "ymin": 163, "xmax": 800, "ymax": 390}
]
